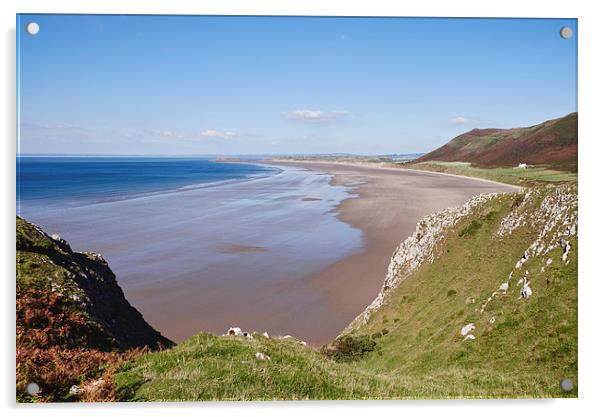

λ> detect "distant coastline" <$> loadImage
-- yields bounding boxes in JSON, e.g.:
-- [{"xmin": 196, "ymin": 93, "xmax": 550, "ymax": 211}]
[{"xmin": 268, "ymin": 157, "xmax": 525, "ymax": 190}]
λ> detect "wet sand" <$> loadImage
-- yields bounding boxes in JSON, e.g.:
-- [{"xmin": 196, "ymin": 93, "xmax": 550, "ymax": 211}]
[
  {"xmin": 269, "ymin": 161, "xmax": 521, "ymax": 340},
  {"xmin": 23, "ymin": 165, "xmax": 365, "ymax": 344},
  {"xmin": 220, "ymin": 244, "xmax": 269, "ymax": 253}
]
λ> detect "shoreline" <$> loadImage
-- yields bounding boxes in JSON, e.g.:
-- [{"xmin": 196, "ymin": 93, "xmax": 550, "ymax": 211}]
[
  {"xmin": 17, "ymin": 157, "xmax": 284, "ymax": 214},
  {"xmin": 266, "ymin": 160, "xmax": 521, "ymax": 342},
  {"xmin": 268, "ymin": 158, "xmax": 524, "ymax": 191}
]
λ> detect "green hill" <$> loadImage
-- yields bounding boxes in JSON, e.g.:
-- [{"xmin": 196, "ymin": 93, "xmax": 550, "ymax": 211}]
[{"xmin": 414, "ymin": 113, "xmax": 577, "ymax": 172}]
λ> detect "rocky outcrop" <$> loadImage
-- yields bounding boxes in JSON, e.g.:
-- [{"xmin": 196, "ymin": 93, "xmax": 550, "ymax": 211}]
[
  {"xmin": 479, "ymin": 184, "xmax": 577, "ymax": 314},
  {"xmin": 16, "ymin": 217, "xmax": 173, "ymax": 350},
  {"xmin": 347, "ymin": 193, "xmax": 500, "ymax": 330}
]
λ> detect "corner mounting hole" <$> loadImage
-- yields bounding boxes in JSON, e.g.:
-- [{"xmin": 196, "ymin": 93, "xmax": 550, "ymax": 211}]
[
  {"xmin": 560, "ymin": 378, "xmax": 573, "ymax": 392},
  {"xmin": 26, "ymin": 22, "xmax": 40, "ymax": 36},
  {"xmin": 26, "ymin": 382, "xmax": 40, "ymax": 396},
  {"xmin": 560, "ymin": 27, "xmax": 573, "ymax": 39}
]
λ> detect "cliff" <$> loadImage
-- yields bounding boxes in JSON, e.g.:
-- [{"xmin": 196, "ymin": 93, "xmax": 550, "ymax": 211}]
[
  {"xmin": 341, "ymin": 184, "xmax": 577, "ymax": 398},
  {"xmin": 348, "ymin": 184, "xmax": 577, "ymax": 331},
  {"xmin": 16, "ymin": 217, "xmax": 172, "ymax": 401}
]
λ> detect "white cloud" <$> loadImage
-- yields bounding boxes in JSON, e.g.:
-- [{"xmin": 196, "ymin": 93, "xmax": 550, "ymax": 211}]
[
  {"xmin": 20, "ymin": 122, "xmax": 97, "ymax": 143},
  {"xmin": 147, "ymin": 129, "xmax": 186, "ymax": 139},
  {"xmin": 21, "ymin": 122, "xmax": 89, "ymax": 132},
  {"xmin": 450, "ymin": 116, "xmax": 481, "ymax": 125},
  {"xmin": 283, "ymin": 109, "xmax": 348, "ymax": 123},
  {"xmin": 200, "ymin": 129, "xmax": 237, "ymax": 139},
  {"xmin": 125, "ymin": 128, "xmax": 241, "ymax": 142},
  {"xmin": 41, "ymin": 123, "xmax": 83, "ymax": 130}
]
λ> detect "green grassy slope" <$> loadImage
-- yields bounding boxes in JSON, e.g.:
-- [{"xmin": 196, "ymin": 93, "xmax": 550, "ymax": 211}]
[
  {"xmin": 407, "ymin": 161, "xmax": 577, "ymax": 186},
  {"xmin": 114, "ymin": 333, "xmax": 401, "ymax": 401},
  {"xmin": 114, "ymin": 185, "xmax": 577, "ymax": 400},
  {"xmin": 346, "ymin": 186, "xmax": 577, "ymax": 398}
]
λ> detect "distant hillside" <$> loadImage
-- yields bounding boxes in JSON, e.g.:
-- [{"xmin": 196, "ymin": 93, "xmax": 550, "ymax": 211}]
[{"xmin": 415, "ymin": 113, "xmax": 577, "ymax": 172}]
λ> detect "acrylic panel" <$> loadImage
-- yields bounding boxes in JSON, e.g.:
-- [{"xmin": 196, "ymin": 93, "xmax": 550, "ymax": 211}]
[{"xmin": 16, "ymin": 14, "xmax": 578, "ymax": 402}]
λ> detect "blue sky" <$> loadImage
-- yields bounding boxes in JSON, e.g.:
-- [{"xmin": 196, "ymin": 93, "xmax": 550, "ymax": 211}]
[{"xmin": 17, "ymin": 15, "xmax": 577, "ymax": 155}]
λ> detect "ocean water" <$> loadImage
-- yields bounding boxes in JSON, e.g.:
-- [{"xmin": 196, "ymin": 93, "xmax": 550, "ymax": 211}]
[
  {"xmin": 17, "ymin": 157, "xmax": 278, "ymax": 212},
  {"xmin": 16, "ymin": 157, "xmax": 364, "ymax": 343}
]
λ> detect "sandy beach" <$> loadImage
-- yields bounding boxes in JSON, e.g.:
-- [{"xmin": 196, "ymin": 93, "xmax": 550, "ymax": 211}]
[
  {"xmin": 268, "ymin": 161, "xmax": 521, "ymax": 341},
  {"xmin": 22, "ymin": 160, "xmax": 520, "ymax": 346}
]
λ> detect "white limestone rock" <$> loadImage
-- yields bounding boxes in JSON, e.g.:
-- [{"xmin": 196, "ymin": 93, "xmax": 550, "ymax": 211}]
[
  {"xmin": 461, "ymin": 323, "xmax": 475, "ymax": 336},
  {"xmin": 227, "ymin": 327, "xmax": 243, "ymax": 336},
  {"xmin": 255, "ymin": 352, "xmax": 271, "ymax": 361},
  {"xmin": 520, "ymin": 280, "xmax": 533, "ymax": 299}
]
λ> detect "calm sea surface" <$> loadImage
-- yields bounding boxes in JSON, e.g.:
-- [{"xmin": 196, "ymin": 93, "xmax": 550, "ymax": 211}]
[{"xmin": 17, "ymin": 157, "xmax": 278, "ymax": 211}]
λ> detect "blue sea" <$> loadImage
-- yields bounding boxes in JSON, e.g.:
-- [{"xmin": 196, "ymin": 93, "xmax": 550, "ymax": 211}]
[{"xmin": 17, "ymin": 156, "xmax": 279, "ymax": 212}]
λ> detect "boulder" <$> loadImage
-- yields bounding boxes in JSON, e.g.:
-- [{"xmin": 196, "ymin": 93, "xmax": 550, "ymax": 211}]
[
  {"xmin": 561, "ymin": 240, "xmax": 571, "ymax": 262},
  {"xmin": 255, "ymin": 352, "xmax": 271, "ymax": 361},
  {"xmin": 460, "ymin": 323, "xmax": 475, "ymax": 336},
  {"xmin": 227, "ymin": 327, "xmax": 243, "ymax": 336},
  {"xmin": 520, "ymin": 280, "xmax": 533, "ymax": 299}
]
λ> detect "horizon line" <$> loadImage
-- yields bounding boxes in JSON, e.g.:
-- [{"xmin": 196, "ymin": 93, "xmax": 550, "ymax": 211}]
[{"xmin": 16, "ymin": 152, "xmax": 426, "ymax": 158}]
